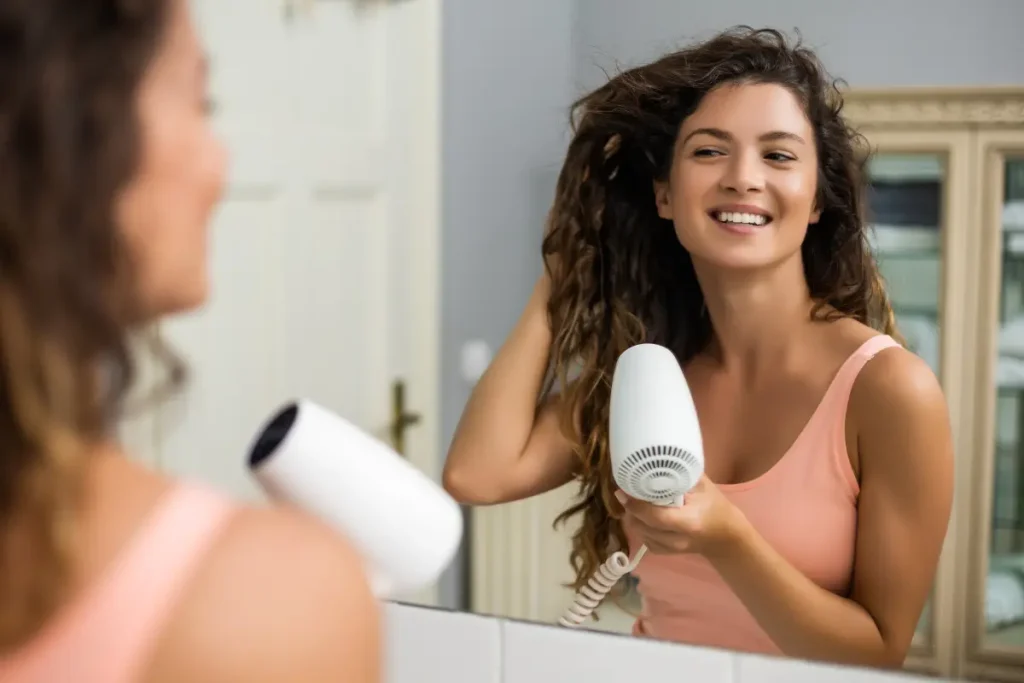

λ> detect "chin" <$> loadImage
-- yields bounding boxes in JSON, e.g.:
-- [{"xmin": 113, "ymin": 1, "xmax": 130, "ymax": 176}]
[
  {"xmin": 152, "ymin": 281, "xmax": 210, "ymax": 319},
  {"xmin": 684, "ymin": 231, "xmax": 805, "ymax": 274},
  {"xmin": 174, "ymin": 284, "xmax": 210, "ymax": 315},
  {"xmin": 682, "ymin": 238, "xmax": 782, "ymax": 273},
  {"xmin": 696, "ymin": 252, "xmax": 781, "ymax": 273},
  {"xmin": 124, "ymin": 271, "xmax": 209, "ymax": 328}
]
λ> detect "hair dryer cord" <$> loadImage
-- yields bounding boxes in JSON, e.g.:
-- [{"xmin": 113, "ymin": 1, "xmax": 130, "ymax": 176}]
[{"xmin": 557, "ymin": 545, "xmax": 647, "ymax": 628}]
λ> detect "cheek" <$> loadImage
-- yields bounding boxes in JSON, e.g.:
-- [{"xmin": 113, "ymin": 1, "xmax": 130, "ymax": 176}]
[
  {"xmin": 153, "ymin": 115, "xmax": 225, "ymax": 244},
  {"xmin": 665, "ymin": 168, "xmax": 714, "ymax": 238},
  {"xmin": 167, "ymin": 119, "xmax": 227, "ymax": 226},
  {"xmin": 778, "ymin": 170, "xmax": 819, "ymax": 215},
  {"xmin": 192, "ymin": 126, "xmax": 229, "ymax": 213},
  {"xmin": 117, "ymin": 115, "xmax": 226, "ymax": 316},
  {"xmin": 674, "ymin": 166, "xmax": 715, "ymax": 210}
]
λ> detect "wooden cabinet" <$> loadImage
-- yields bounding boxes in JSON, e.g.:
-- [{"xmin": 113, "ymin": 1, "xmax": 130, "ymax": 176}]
[
  {"xmin": 469, "ymin": 88, "xmax": 1024, "ymax": 681},
  {"xmin": 845, "ymin": 87, "xmax": 1024, "ymax": 682}
]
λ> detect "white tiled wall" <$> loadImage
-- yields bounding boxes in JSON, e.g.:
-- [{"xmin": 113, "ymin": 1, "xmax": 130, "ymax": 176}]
[
  {"xmin": 382, "ymin": 602, "xmax": 502, "ymax": 683},
  {"xmin": 502, "ymin": 618, "xmax": 734, "ymax": 682},
  {"xmin": 383, "ymin": 602, "xmax": 962, "ymax": 683}
]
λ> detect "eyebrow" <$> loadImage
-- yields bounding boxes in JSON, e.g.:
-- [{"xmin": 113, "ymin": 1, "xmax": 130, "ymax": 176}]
[{"xmin": 682, "ymin": 127, "xmax": 807, "ymax": 146}]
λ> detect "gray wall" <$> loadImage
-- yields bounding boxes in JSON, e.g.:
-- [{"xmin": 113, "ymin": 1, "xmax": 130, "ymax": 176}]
[
  {"xmin": 438, "ymin": 0, "xmax": 575, "ymax": 608},
  {"xmin": 573, "ymin": 0, "xmax": 1024, "ymax": 90},
  {"xmin": 438, "ymin": 0, "xmax": 1024, "ymax": 609}
]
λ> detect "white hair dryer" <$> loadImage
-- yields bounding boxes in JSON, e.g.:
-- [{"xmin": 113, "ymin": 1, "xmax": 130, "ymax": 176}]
[
  {"xmin": 559, "ymin": 343, "xmax": 705, "ymax": 627},
  {"xmin": 246, "ymin": 399, "xmax": 464, "ymax": 600}
]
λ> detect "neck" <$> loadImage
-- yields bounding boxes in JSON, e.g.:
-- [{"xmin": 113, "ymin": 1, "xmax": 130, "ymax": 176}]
[{"xmin": 693, "ymin": 255, "xmax": 816, "ymax": 374}]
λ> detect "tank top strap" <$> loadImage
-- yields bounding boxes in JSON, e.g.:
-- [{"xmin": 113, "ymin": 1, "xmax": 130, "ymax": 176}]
[
  {"xmin": 820, "ymin": 334, "xmax": 903, "ymax": 496},
  {"xmin": 828, "ymin": 335, "xmax": 903, "ymax": 405},
  {"xmin": 0, "ymin": 482, "xmax": 237, "ymax": 683},
  {"xmin": 99, "ymin": 482, "xmax": 237, "ymax": 681}
]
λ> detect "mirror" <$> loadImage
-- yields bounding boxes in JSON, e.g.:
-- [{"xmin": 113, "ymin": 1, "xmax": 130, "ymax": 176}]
[
  {"xmin": 967, "ymin": 151, "xmax": 1024, "ymax": 683},
  {"xmin": 983, "ymin": 156, "xmax": 1024, "ymax": 651},
  {"xmin": 435, "ymin": 9, "xmax": 1024, "ymax": 683},
  {"xmin": 130, "ymin": 2, "xmax": 1024, "ymax": 682},
  {"xmin": 868, "ymin": 152, "xmax": 947, "ymax": 654}
]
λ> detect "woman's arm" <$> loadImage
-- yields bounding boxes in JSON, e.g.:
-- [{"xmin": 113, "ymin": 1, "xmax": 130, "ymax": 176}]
[
  {"xmin": 443, "ymin": 274, "xmax": 578, "ymax": 505},
  {"xmin": 710, "ymin": 348, "xmax": 954, "ymax": 667}
]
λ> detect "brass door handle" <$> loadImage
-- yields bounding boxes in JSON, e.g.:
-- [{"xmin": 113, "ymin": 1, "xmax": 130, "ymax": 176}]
[{"xmin": 389, "ymin": 379, "xmax": 421, "ymax": 456}]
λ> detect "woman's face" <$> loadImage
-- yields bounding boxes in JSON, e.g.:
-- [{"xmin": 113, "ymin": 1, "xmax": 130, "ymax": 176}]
[
  {"xmin": 116, "ymin": 0, "xmax": 228, "ymax": 320},
  {"xmin": 654, "ymin": 81, "xmax": 821, "ymax": 273}
]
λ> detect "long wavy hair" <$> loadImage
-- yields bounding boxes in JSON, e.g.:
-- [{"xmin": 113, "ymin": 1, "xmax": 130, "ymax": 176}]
[
  {"xmin": 541, "ymin": 27, "xmax": 899, "ymax": 597},
  {"xmin": 0, "ymin": 0, "xmax": 179, "ymax": 647}
]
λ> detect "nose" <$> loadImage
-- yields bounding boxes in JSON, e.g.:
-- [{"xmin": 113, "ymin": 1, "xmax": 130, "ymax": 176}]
[{"xmin": 718, "ymin": 149, "xmax": 765, "ymax": 194}]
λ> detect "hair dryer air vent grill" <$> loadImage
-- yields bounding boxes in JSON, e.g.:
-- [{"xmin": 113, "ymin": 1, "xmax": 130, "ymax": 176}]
[{"xmin": 615, "ymin": 444, "xmax": 701, "ymax": 505}]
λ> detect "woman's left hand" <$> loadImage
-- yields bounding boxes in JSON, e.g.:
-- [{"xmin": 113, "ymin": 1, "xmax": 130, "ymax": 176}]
[{"xmin": 616, "ymin": 476, "xmax": 750, "ymax": 559}]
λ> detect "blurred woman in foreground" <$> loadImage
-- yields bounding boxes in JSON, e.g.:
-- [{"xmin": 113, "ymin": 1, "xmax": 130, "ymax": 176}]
[{"xmin": 0, "ymin": 1, "xmax": 380, "ymax": 680}]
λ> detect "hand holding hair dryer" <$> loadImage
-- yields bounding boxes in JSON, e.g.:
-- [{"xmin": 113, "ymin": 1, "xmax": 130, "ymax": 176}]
[{"xmin": 560, "ymin": 343, "xmax": 705, "ymax": 627}]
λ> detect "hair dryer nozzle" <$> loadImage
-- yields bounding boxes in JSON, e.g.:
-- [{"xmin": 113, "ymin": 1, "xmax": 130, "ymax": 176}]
[{"xmin": 249, "ymin": 402, "xmax": 299, "ymax": 468}]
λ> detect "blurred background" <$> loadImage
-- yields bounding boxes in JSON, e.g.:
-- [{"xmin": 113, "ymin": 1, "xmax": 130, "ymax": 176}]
[{"xmin": 121, "ymin": 0, "xmax": 1024, "ymax": 680}]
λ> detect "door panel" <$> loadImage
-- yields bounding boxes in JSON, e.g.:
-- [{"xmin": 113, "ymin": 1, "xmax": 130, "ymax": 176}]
[{"xmin": 144, "ymin": 0, "xmax": 441, "ymax": 571}]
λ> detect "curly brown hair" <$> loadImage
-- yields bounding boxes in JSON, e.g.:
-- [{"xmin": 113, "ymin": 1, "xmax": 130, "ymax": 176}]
[
  {"xmin": 0, "ymin": 0, "xmax": 178, "ymax": 647},
  {"xmin": 541, "ymin": 27, "xmax": 899, "ymax": 598}
]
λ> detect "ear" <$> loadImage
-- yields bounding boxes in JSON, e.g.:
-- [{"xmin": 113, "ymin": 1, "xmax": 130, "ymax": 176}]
[
  {"xmin": 806, "ymin": 198, "xmax": 823, "ymax": 225},
  {"xmin": 653, "ymin": 180, "xmax": 673, "ymax": 220}
]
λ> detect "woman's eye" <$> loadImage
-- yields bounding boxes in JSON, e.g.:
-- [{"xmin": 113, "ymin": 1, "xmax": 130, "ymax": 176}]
[{"xmin": 692, "ymin": 149, "xmax": 795, "ymax": 162}]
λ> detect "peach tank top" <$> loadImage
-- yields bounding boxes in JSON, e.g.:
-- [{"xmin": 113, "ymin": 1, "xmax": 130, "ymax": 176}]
[
  {"xmin": 626, "ymin": 335, "xmax": 900, "ymax": 654},
  {"xmin": 0, "ymin": 483, "xmax": 235, "ymax": 682}
]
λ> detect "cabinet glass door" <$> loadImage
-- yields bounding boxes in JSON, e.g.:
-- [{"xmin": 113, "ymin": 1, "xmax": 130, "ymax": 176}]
[
  {"xmin": 867, "ymin": 152, "xmax": 947, "ymax": 654},
  {"xmin": 978, "ymin": 155, "xmax": 1024, "ymax": 657}
]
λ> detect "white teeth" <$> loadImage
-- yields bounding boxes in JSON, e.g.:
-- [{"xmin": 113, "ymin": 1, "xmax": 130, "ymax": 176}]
[{"xmin": 714, "ymin": 211, "xmax": 768, "ymax": 226}]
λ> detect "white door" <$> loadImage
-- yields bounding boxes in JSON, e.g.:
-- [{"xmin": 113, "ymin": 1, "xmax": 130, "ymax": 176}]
[{"xmin": 121, "ymin": 0, "xmax": 442, "ymax": 603}]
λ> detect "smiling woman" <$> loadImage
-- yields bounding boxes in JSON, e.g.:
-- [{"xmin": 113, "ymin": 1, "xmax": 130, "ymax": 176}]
[
  {"xmin": 443, "ymin": 25, "xmax": 954, "ymax": 671},
  {"xmin": 656, "ymin": 84, "xmax": 823, "ymax": 268}
]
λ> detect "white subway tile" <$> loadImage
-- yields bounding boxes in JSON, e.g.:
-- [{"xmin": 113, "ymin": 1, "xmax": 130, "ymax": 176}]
[
  {"xmin": 383, "ymin": 602, "xmax": 501, "ymax": 683},
  {"xmin": 503, "ymin": 619, "xmax": 735, "ymax": 682},
  {"xmin": 736, "ymin": 652, "xmax": 941, "ymax": 683}
]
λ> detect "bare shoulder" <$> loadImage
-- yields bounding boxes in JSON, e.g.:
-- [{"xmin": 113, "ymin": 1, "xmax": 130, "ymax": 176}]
[
  {"xmin": 849, "ymin": 340, "xmax": 953, "ymax": 477},
  {"xmin": 826, "ymin": 316, "xmax": 946, "ymax": 418},
  {"xmin": 851, "ymin": 342, "xmax": 948, "ymax": 428},
  {"xmin": 143, "ymin": 503, "xmax": 380, "ymax": 683}
]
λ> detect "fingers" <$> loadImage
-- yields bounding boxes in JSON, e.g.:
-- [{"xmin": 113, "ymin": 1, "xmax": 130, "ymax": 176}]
[
  {"xmin": 614, "ymin": 478, "xmax": 733, "ymax": 557},
  {"xmin": 623, "ymin": 515, "xmax": 689, "ymax": 554},
  {"xmin": 691, "ymin": 475, "xmax": 715, "ymax": 493},
  {"xmin": 642, "ymin": 539, "xmax": 678, "ymax": 555},
  {"xmin": 622, "ymin": 496, "xmax": 689, "ymax": 530}
]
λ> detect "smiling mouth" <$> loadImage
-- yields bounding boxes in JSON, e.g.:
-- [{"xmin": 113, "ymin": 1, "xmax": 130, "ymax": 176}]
[{"xmin": 709, "ymin": 210, "xmax": 773, "ymax": 227}]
